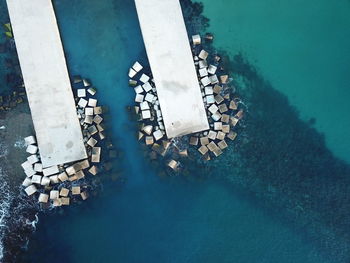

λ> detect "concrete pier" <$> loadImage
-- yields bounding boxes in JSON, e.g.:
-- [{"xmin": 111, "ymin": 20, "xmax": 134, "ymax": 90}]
[
  {"xmin": 6, "ymin": 0, "xmax": 87, "ymax": 167},
  {"xmin": 134, "ymin": 0, "xmax": 209, "ymax": 138}
]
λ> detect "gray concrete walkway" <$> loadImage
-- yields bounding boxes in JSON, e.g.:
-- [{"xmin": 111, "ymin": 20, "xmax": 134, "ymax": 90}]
[
  {"xmin": 135, "ymin": 0, "xmax": 209, "ymax": 138},
  {"xmin": 6, "ymin": 0, "xmax": 86, "ymax": 167}
]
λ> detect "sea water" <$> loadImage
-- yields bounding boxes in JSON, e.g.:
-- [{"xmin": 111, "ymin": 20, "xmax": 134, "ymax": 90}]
[
  {"xmin": 16, "ymin": 0, "xmax": 343, "ymax": 262},
  {"xmin": 200, "ymin": 0, "xmax": 350, "ymax": 164},
  {"xmin": 0, "ymin": 0, "xmax": 348, "ymax": 261}
]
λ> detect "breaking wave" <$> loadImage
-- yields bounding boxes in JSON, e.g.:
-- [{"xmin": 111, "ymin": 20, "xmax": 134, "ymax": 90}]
[{"xmin": 0, "ymin": 168, "xmax": 12, "ymax": 262}]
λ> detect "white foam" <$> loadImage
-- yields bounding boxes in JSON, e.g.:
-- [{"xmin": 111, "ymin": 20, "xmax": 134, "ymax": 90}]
[{"xmin": 0, "ymin": 167, "xmax": 12, "ymax": 261}]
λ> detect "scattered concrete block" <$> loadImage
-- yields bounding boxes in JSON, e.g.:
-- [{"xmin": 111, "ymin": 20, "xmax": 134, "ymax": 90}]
[
  {"xmin": 199, "ymin": 60, "xmax": 208, "ymax": 69},
  {"xmin": 216, "ymin": 131, "xmax": 226, "ymax": 140},
  {"xmin": 218, "ymin": 104, "xmax": 228, "ymax": 113},
  {"xmin": 40, "ymin": 176, "xmax": 50, "ymax": 186},
  {"xmin": 87, "ymin": 137, "xmax": 98, "ymax": 147},
  {"xmin": 25, "ymin": 185, "xmax": 37, "ymax": 196},
  {"xmin": 49, "ymin": 175, "xmax": 59, "ymax": 184},
  {"xmin": 213, "ymin": 84, "xmax": 222, "ymax": 94},
  {"xmin": 209, "ymin": 75, "xmax": 219, "ymax": 84},
  {"xmin": 53, "ymin": 199, "xmax": 62, "ymax": 207},
  {"xmin": 128, "ymin": 68, "xmax": 137, "ymax": 78},
  {"xmin": 153, "ymin": 130, "xmax": 163, "ymax": 141},
  {"xmin": 214, "ymin": 122, "xmax": 223, "ymax": 131},
  {"xmin": 83, "ymin": 79, "xmax": 91, "ymax": 87},
  {"xmin": 140, "ymin": 101, "xmax": 150, "ymax": 111},
  {"xmin": 88, "ymin": 98, "xmax": 97, "ymax": 107},
  {"xmin": 142, "ymin": 82, "xmax": 153, "ymax": 92},
  {"xmin": 78, "ymin": 159, "xmax": 90, "ymax": 170},
  {"xmin": 144, "ymin": 93, "xmax": 155, "ymax": 103},
  {"xmin": 134, "ymin": 85, "xmax": 143, "ymax": 94},
  {"xmin": 201, "ymin": 76, "xmax": 211, "ymax": 86},
  {"xmin": 235, "ymin": 109, "xmax": 244, "ymax": 119},
  {"xmin": 222, "ymin": 124, "xmax": 230, "ymax": 133},
  {"xmin": 88, "ymin": 125, "xmax": 98, "ymax": 136},
  {"xmin": 68, "ymin": 175, "xmax": 78, "ymax": 182},
  {"xmin": 77, "ymin": 89, "xmax": 86, "ymax": 98},
  {"xmin": 84, "ymin": 115, "xmax": 93, "ymax": 124},
  {"xmin": 50, "ymin": 190, "xmax": 59, "ymax": 200},
  {"xmin": 143, "ymin": 125, "xmax": 153, "ymax": 135},
  {"xmin": 85, "ymin": 107, "xmax": 94, "ymax": 116},
  {"xmin": 142, "ymin": 110, "xmax": 151, "ymax": 119},
  {"xmin": 75, "ymin": 170, "xmax": 85, "ymax": 180},
  {"xmin": 38, "ymin": 193, "xmax": 49, "ymax": 203},
  {"xmin": 72, "ymin": 186, "xmax": 81, "ymax": 195},
  {"xmin": 34, "ymin": 163, "xmax": 43, "ymax": 172},
  {"xmin": 221, "ymin": 114, "xmax": 230, "ymax": 123},
  {"xmin": 135, "ymin": 94, "xmax": 144, "ymax": 103},
  {"xmin": 220, "ymin": 75, "xmax": 229, "ymax": 84},
  {"xmin": 139, "ymin": 73, "xmax": 150, "ymax": 83},
  {"xmin": 91, "ymin": 147, "xmax": 101, "ymax": 163},
  {"xmin": 200, "ymin": 136, "xmax": 209, "ymax": 146},
  {"xmin": 229, "ymin": 100, "xmax": 238, "ymax": 110},
  {"xmin": 198, "ymin": 145, "xmax": 208, "ymax": 155},
  {"xmin": 208, "ymin": 130, "xmax": 217, "ymax": 140},
  {"xmin": 97, "ymin": 124, "xmax": 105, "ymax": 132},
  {"xmin": 208, "ymin": 104, "xmax": 218, "ymax": 114},
  {"xmin": 189, "ymin": 136, "xmax": 199, "ymax": 146},
  {"xmin": 24, "ymin": 167, "xmax": 36, "ymax": 177},
  {"xmin": 21, "ymin": 160, "xmax": 32, "ymax": 170},
  {"xmin": 81, "ymin": 191, "xmax": 89, "ymax": 200},
  {"xmin": 58, "ymin": 172, "xmax": 69, "ymax": 182},
  {"xmin": 27, "ymin": 154, "xmax": 39, "ymax": 164},
  {"xmin": 198, "ymin": 50, "xmax": 208, "ymax": 60},
  {"xmin": 132, "ymin": 61, "xmax": 143, "ymax": 72},
  {"xmin": 22, "ymin": 177, "xmax": 32, "ymax": 187},
  {"xmin": 207, "ymin": 65, "xmax": 217, "ymax": 75},
  {"xmin": 26, "ymin": 144, "xmax": 38, "ymax": 154},
  {"xmin": 204, "ymin": 86, "xmax": 213, "ymax": 95},
  {"xmin": 167, "ymin": 160, "xmax": 179, "ymax": 170},
  {"xmin": 24, "ymin": 135, "xmax": 36, "ymax": 145},
  {"xmin": 192, "ymin": 34, "xmax": 201, "ymax": 45},
  {"xmin": 94, "ymin": 106, "xmax": 103, "ymax": 115},
  {"xmin": 88, "ymin": 165, "xmax": 98, "ymax": 175},
  {"xmin": 199, "ymin": 68, "xmax": 208, "ymax": 77},
  {"xmin": 61, "ymin": 197, "xmax": 70, "ymax": 206},
  {"xmin": 145, "ymin": 136, "xmax": 154, "ymax": 145},
  {"xmin": 211, "ymin": 112, "xmax": 222, "ymax": 122},
  {"xmin": 129, "ymin": 79, "xmax": 138, "ymax": 87},
  {"xmin": 206, "ymin": 95, "xmax": 215, "ymax": 104},
  {"xmin": 215, "ymin": 95, "xmax": 224, "ymax": 104},
  {"xmin": 60, "ymin": 187, "xmax": 69, "ymax": 197},
  {"xmin": 230, "ymin": 117, "xmax": 239, "ymax": 127},
  {"xmin": 87, "ymin": 87, "xmax": 97, "ymax": 96},
  {"xmin": 227, "ymin": 131, "xmax": 237, "ymax": 141},
  {"xmin": 31, "ymin": 174, "xmax": 42, "ymax": 184},
  {"xmin": 78, "ymin": 98, "xmax": 88, "ymax": 108}
]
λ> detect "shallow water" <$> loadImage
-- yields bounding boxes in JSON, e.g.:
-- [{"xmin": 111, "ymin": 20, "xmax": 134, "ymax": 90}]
[{"xmin": 199, "ymin": 0, "xmax": 350, "ymax": 163}]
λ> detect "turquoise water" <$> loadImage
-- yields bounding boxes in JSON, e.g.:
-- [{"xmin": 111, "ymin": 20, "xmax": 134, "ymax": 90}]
[
  {"xmin": 200, "ymin": 0, "xmax": 350, "ymax": 163},
  {"xmin": 0, "ymin": 0, "xmax": 348, "ymax": 262}
]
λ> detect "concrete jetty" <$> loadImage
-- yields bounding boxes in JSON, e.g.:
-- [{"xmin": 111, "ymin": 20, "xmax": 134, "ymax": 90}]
[
  {"xmin": 6, "ymin": 0, "xmax": 87, "ymax": 167},
  {"xmin": 134, "ymin": 0, "xmax": 209, "ymax": 138}
]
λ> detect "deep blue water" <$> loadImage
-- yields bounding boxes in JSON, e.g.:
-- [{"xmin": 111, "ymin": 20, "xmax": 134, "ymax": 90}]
[{"xmin": 17, "ymin": 0, "xmax": 338, "ymax": 262}]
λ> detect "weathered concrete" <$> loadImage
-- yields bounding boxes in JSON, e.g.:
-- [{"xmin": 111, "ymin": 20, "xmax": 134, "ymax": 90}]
[
  {"xmin": 134, "ymin": 0, "xmax": 209, "ymax": 138},
  {"xmin": 6, "ymin": 0, "xmax": 87, "ymax": 167}
]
